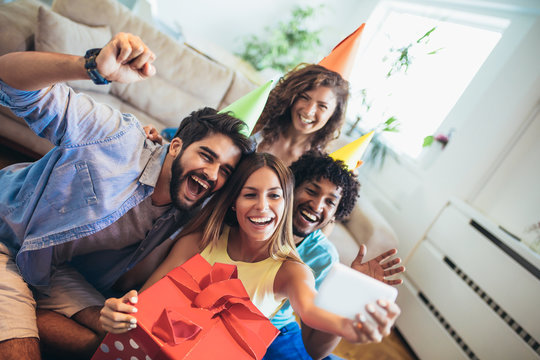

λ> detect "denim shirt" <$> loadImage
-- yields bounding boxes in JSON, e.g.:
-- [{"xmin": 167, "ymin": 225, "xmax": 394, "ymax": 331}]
[
  {"xmin": 0, "ymin": 80, "xmax": 183, "ymax": 288},
  {"xmin": 270, "ymin": 229, "xmax": 339, "ymax": 329}
]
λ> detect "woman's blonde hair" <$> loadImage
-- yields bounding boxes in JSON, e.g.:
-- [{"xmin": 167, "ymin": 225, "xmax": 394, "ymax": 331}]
[{"xmin": 179, "ymin": 152, "xmax": 302, "ymax": 263}]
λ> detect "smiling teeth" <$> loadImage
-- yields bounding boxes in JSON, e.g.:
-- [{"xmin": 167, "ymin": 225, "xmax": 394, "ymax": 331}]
[
  {"xmin": 250, "ymin": 217, "xmax": 273, "ymax": 223},
  {"xmin": 191, "ymin": 175, "xmax": 208, "ymax": 189},
  {"xmin": 301, "ymin": 209, "xmax": 317, "ymax": 221},
  {"xmin": 301, "ymin": 116, "xmax": 314, "ymax": 124}
]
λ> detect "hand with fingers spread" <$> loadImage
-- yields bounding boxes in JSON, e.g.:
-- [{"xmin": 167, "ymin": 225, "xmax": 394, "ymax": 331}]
[
  {"xmin": 97, "ymin": 32, "xmax": 156, "ymax": 84},
  {"xmin": 99, "ymin": 290, "xmax": 139, "ymax": 334},
  {"xmin": 143, "ymin": 124, "xmax": 163, "ymax": 145},
  {"xmin": 351, "ymin": 244, "xmax": 405, "ymax": 285}
]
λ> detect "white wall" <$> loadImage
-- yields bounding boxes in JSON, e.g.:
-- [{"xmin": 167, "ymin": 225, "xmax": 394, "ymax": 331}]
[
  {"xmin": 358, "ymin": 0, "xmax": 540, "ymax": 259},
  {"xmin": 154, "ymin": 0, "xmax": 379, "ymax": 60}
]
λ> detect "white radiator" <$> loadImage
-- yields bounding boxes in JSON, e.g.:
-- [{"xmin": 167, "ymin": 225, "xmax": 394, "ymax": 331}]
[{"xmin": 396, "ymin": 199, "xmax": 540, "ymax": 359}]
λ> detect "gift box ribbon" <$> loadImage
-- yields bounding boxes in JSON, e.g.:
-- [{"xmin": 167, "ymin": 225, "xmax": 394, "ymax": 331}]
[{"xmin": 151, "ymin": 260, "xmax": 269, "ymax": 359}]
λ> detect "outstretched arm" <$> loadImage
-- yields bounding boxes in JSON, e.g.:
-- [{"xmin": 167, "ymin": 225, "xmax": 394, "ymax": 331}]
[
  {"xmin": 0, "ymin": 32, "xmax": 155, "ymax": 91},
  {"xmin": 275, "ymin": 261, "xmax": 381, "ymax": 344}
]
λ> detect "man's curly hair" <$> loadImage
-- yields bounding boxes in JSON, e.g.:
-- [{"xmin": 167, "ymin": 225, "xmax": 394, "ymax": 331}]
[
  {"xmin": 290, "ymin": 151, "xmax": 360, "ymax": 221},
  {"xmin": 255, "ymin": 64, "xmax": 350, "ymax": 152}
]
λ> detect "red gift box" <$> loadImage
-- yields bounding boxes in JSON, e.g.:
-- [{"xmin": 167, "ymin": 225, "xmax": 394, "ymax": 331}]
[{"xmin": 92, "ymin": 254, "xmax": 279, "ymax": 360}]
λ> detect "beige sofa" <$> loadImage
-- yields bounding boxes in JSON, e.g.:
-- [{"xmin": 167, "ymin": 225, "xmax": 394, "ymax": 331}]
[{"xmin": 0, "ymin": 0, "xmax": 257, "ymax": 157}]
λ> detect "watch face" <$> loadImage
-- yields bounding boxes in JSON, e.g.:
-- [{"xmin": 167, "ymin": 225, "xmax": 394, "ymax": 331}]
[{"xmin": 84, "ymin": 48, "xmax": 110, "ymax": 85}]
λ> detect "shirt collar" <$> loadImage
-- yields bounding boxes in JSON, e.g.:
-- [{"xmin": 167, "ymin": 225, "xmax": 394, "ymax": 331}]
[{"xmin": 139, "ymin": 143, "xmax": 169, "ymax": 187}]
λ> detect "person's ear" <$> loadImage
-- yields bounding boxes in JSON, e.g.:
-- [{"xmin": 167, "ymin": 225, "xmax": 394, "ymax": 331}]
[{"xmin": 168, "ymin": 137, "xmax": 183, "ymax": 157}]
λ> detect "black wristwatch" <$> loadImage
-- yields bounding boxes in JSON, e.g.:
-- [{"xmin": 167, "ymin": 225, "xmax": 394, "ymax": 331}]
[{"xmin": 84, "ymin": 48, "xmax": 111, "ymax": 85}]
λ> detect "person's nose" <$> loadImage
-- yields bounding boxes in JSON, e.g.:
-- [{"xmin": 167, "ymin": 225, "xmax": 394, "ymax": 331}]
[
  {"xmin": 311, "ymin": 197, "xmax": 324, "ymax": 213},
  {"xmin": 256, "ymin": 195, "xmax": 269, "ymax": 211},
  {"xmin": 305, "ymin": 101, "xmax": 317, "ymax": 117},
  {"xmin": 204, "ymin": 163, "xmax": 219, "ymax": 182}
]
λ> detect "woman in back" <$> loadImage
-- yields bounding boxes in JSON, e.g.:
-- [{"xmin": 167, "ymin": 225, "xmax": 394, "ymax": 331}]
[{"xmin": 253, "ymin": 64, "xmax": 349, "ymax": 166}]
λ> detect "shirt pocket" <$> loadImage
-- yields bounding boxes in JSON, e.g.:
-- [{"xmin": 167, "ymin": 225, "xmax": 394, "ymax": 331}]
[{"xmin": 44, "ymin": 160, "xmax": 98, "ymax": 214}]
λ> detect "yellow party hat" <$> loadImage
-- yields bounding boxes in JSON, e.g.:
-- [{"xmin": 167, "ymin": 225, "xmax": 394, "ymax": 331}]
[
  {"xmin": 318, "ymin": 23, "xmax": 365, "ymax": 81},
  {"xmin": 219, "ymin": 80, "xmax": 273, "ymax": 137},
  {"xmin": 330, "ymin": 131, "xmax": 374, "ymax": 170}
]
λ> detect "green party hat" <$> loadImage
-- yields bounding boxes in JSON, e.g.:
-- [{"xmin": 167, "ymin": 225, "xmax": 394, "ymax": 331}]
[{"xmin": 219, "ymin": 80, "xmax": 273, "ymax": 137}]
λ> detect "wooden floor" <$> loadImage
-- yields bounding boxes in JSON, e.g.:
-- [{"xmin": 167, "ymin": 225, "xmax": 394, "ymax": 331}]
[
  {"xmin": 0, "ymin": 143, "xmax": 418, "ymax": 360},
  {"xmin": 333, "ymin": 328, "xmax": 418, "ymax": 360}
]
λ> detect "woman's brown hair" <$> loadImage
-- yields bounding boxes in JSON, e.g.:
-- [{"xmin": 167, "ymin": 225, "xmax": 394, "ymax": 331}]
[{"xmin": 255, "ymin": 64, "xmax": 350, "ymax": 151}]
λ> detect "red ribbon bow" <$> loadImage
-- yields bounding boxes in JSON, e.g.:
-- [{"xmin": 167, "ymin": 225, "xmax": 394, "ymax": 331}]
[{"xmin": 150, "ymin": 257, "xmax": 270, "ymax": 359}]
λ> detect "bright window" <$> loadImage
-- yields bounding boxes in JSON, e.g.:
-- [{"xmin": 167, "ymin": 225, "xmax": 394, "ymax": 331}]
[{"xmin": 345, "ymin": 2, "xmax": 507, "ymax": 159}]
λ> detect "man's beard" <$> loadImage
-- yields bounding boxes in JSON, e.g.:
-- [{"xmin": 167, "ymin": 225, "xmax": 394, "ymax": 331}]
[
  {"xmin": 169, "ymin": 150, "xmax": 215, "ymax": 211},
  {"xmin": 292, "ymin": 214, "xmax": 312, "ymax": 238},
  {"xmin": 292, "ymin": 226, "xmax": 311, "ymax": 238}
]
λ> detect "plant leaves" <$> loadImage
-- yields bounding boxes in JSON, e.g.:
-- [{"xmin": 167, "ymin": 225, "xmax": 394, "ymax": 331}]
[{"xmin": 423, "ymin": 135, "xmax": 434, "ymax": 147}]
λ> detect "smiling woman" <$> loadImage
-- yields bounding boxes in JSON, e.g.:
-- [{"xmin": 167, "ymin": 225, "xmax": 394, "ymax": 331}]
[
  {"xmin": 233, "ymin": 166, "xmax": 286, "ymax": 247},
  {"xmin": 254, "ymin": 64, "xmax": 350, "ymax": 166}
]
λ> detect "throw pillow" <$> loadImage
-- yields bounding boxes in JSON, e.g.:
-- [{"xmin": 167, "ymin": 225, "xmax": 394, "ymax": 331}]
[{"xmin": 35, "ymin": 6, "xmax": 112, "ymax": 94}]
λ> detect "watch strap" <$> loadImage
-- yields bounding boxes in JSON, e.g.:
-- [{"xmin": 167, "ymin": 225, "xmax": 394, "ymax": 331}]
[{"xmin": 84, "ymin": 48, "xmax": 111, "ymax": 85}]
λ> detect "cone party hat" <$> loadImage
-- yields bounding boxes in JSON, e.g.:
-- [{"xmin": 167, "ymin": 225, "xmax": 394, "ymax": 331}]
[
  {"xmin": 330, "ymin": 130, "xmax": 374, "ymax": 170},
  {"xmin": 219, "ymin": 80, "xmax": 273, "ymax": 137},
  {"xmin": 318, "ymin": 23, "xmax": 365, "ymax": 81}
]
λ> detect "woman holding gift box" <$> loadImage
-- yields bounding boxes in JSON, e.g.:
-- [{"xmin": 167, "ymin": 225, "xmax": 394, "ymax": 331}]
[{"xmin": 100, "ymin": 152, "xmax": 385, "ymax": 344}]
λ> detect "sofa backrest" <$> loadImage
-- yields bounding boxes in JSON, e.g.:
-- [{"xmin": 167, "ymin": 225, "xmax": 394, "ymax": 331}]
[
  {"xmin": 0, "ymin": 0, "xmax": 257, "ymax": 129},
  {"xmin": 0, "ymin": 0, "xmax": 42, "ymax": 56},
  {"xmin": 51, "ymin": 0, "xmax": 252, "ymax": 126}
]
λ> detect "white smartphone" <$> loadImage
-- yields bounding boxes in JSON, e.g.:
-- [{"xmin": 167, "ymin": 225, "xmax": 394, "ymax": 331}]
[{"xmin": 315, "ymin": 262, "xmax": 398, "ymax": 321}]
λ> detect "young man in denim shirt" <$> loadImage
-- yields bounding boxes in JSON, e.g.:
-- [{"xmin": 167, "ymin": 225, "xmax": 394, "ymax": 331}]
[
  {"xmin": 264, "ymin": 152, "xmax": 404, "ymax": 359},
  {"xmin": 0, "ymin": 33, "xmax": 253, "ymax": 359}
]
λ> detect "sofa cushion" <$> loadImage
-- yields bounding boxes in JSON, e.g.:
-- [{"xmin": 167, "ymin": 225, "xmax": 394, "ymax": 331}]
[
  {"xmin": 52, "ymin": 0, "xmax": 235, "ymax": 108},
  {"xmin": 0, "ymin": 0, "xmax": 42, "ymax": 56},
  {"xmin": 35, "ymin": 6, "xmax": 112, "ymax": 94},
  {"xmin": 111, "ymin": 77, "xmax": 208, "ymax": 128},
  {"xmin": 329, "ymin": 223, "xmax": 360, "ymax": 266},
  {"xmin": 83, "ymin": 90, "xmax": 169, "ymax": 131},
  {"xmin": 340, "ymin": 198, "xmax": 399, "ymax": 260},
  {"xmin": 218, "ymin": 72, "xmax": 258, "ymax": 110}
]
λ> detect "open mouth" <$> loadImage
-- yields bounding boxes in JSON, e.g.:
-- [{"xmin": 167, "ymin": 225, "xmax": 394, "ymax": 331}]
[
  {"xmin": 186, "ymin": 174, "xmax": 209, "ymax": 198},
  {"xmin": 248, "ymin": 216, "xmax": 274, "ymax": 226},
  {"xmin": 300, "ymin": 116, "xmax": 315, "ymax": 125},
  {"xmin": 300, "ymin": 209, "xmax": 318, "ymax": 223}
]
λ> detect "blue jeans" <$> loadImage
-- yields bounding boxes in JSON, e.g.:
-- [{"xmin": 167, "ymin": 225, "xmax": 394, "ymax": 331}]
[{"xmin": 263, "ymin": 322, "xmax": 344, "ymax": 360}]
